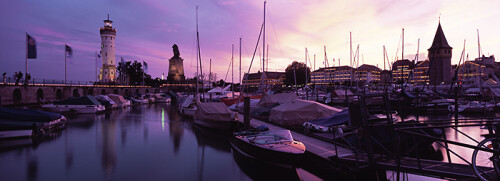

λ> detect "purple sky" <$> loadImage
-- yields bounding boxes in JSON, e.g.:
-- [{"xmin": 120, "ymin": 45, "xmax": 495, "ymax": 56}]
[{"xmin": 1, "ymin": 0, "xmax": 500, "ymax": 83}]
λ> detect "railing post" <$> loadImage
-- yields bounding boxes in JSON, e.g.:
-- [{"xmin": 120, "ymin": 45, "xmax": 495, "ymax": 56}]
[{"xmin": 442, "ymin": 127, "xmax": 452, "ymax": 164}]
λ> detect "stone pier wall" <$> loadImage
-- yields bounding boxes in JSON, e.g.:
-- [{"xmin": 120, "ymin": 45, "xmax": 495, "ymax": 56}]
[{"xmin": 0, "ymin": 85, "xmax": 166, "ymax": 106}]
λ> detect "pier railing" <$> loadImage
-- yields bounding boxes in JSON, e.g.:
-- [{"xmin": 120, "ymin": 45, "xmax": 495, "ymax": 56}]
[{"xmin": 0, "ymin": 77, "xmax": 149, "ymax": 87}]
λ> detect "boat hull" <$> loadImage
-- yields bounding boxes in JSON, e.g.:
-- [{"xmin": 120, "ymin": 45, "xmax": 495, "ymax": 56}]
[
  {"xmin": 193, "ymin": 119, "xmax": 237, "ymax": 130},
  {"xmin": 230, "ymin": 135, "xmax": 305, "ymax": 167},
  {"xmin": 42, "ymin": 105, "xmax": 105, "ymax": 114}
]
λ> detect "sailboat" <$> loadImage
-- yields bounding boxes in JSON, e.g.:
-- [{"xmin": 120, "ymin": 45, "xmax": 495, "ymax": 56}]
[{"xmin": 180, "ymin": 6, "xmax": 204, "ymax": 116}]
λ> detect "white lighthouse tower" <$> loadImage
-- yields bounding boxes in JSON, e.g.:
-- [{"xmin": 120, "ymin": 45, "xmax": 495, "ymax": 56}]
[{"xmin": 99, "ymin": 15, "xmax": 117, "ymax": 82}]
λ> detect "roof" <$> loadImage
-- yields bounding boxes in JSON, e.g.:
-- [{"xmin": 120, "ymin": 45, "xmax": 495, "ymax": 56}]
[
  {"xmin": 429, "ymin": 23, "xmax": 452, "ymax": 49},
  {"xmin": 243, "ymin": 71, "xmax": 285, "ymax": 80},
  {"xmin": 392, "ymin": 59, "xmax": 414, "ymax": 70},
  {"xmin": 357, "ymin": 64, "xmax": 381, "ymax": 72},
  {"xmin": 416, "ymin": 60, "xmax": 429, "ymax": 68}
]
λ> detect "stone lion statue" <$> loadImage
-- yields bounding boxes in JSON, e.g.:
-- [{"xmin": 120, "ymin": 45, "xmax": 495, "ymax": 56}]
[{"xmin": 172, "ymin": 44, "xmax": 180, "ymax": 58}]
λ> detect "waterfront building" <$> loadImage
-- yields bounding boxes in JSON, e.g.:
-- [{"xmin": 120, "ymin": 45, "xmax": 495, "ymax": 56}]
[
  {"xmin": 99, "ymin": 16, "xmax": 117, "ymax": 82},
  {"xmin": 380, "ymin": 70, "xmax": 392, "ymax": 84},
  {"xmin": 242, "ymin": 71, "xmax": 285, "ymax": 88},
  {"xmin": 411, "ymin": 60, "xmax": 430, "ymax": 85},
  {"xmin": 457, "ymin": 61, "xmax": 486, "ymax": 85},
  {"xmin": 354, "ymin": 64, "xmax": 381, "ymax": 85},
  {"xmin": 333, "ymin": 66, "xmax": 354, "ymax": 85},
  {"xmin": 392, "ymin": 59, "xmax": 414, "ymax": 84},
  {"xmin": 311, "ymin": 67, "xmax": 334, "ymax": 86},
  {"xmin": 428, "ymin": 22, "xmax": 452, "ymax": 85}
]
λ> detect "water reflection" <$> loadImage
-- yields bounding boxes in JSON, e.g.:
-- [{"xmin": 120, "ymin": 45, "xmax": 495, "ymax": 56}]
[
  {"xmin": 396, "ymin": 113, "xmax": 498, "ymax": 165},
  {"xmin": 27, "ymin": 155, "xmax": 38, "ymax": 181},
  {"xmin": 101, "ymin": 112, "xmax": 117, "ymax": 180},
  {"xmin": 0, "ymin": 104, "xmax": 332, "ymax": 180},
  {"xmin": 192, "ymin": 125, "xmax": 232, "ymax": 153},
  {"xmin": 168, "ymin": 106, "xmax": 184, "ymax": 154},
  {"xmin": 232, "ymin": 147, "xmax": 301, "ymax": 181}
]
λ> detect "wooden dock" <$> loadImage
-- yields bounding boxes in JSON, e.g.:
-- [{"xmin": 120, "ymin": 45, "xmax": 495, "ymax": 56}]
[{"xmin": 236, "ymin": 114, "xmax": 495, "ymax": 180}]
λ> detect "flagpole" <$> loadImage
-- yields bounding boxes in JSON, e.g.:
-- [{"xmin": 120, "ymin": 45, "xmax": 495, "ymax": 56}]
[
  {"xmin": 26, "ymin": 32, "xmax": 28, "ymax": 76},
  {"xmin": 65, "ymin": 44, "xmax": 67, "ymax": 85},
  {"xmin": 95, "ymin": 52, "xmax": 98, "ymax": 84}
]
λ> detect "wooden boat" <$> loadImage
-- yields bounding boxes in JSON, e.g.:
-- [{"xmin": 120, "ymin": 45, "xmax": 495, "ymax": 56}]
[
  {"xmin": 193, "ymin": 102, "xmax": 237, "ymax": 130},
  {"xmin": 231, "ymin": 130, "xmax": 305, "ymax": 167}
]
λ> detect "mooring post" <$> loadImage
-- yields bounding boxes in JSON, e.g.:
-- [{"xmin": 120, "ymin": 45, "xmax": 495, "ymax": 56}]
[
  {"xmin": 244, "ymin": 96, "xmax": 250, "ymax": 128},
  {"xmin": 454, "ymin": 86, "xmax": 459, "ymax": 126}
]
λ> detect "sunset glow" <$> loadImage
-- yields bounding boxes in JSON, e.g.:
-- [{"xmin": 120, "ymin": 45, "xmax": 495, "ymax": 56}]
[{"xmin": 1, "ymin": 0, "xmax": 499, "ymax": 82}]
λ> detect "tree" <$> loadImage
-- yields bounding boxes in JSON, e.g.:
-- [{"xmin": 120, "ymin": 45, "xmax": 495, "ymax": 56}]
[{"xmin": 284, "ymin": 61, "xmax": 310, "ymax": 86}]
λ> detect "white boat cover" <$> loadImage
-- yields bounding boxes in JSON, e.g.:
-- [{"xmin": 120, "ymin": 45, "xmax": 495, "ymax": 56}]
[
  {"xmin": 108, "ymin": 94, "xmax": 127, "ymax": 106},
  {"xmin": 269, "ymin": 99, "xmax": 342, "ymax": 126},
  {"xmin": 257, "ymin": 92, "xmax": 297, "ymax": 107},
  {"xmin": 245, "ymin": 130, "xmax": 294, "ymax": 145},
  {"xmin": 329, "ymin": 89, "xmax": 353, "ymax": 98},
  {"xmin": 180, "ymin": 96, "xmax": 194, "ymax": 108},
  {"xmin": 194, "ymin": 102, "xmax": 234, "ymax": 121},
  {"xmin": 230, "ymin": 99, "xmax": 260, "ymax": 113},
  {"xmin": 95, "ymin": 95, "xmax": 117, "ymax": 105}
]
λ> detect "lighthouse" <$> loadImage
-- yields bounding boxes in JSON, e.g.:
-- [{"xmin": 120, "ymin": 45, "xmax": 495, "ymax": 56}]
[{"xmin": 99, "ymin": 15, "xmax": 117, "ymax": 82}]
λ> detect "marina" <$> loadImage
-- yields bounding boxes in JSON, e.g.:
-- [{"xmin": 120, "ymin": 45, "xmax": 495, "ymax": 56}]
[{"xmin": 2, "ymin": 0, "xmax": 500, "ymax": 180}]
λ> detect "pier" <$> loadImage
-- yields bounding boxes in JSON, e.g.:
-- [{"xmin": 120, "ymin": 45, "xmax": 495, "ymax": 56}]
[{"xmin": 236, "ymin": 112, "xmax": 498, "ymax": 180}]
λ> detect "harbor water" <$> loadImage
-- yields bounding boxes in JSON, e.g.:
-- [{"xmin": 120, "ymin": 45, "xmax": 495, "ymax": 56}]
[
  {"xmin": 0, "ymin": 104, "xmax": 320, "ymax": 181},
  {"xmin": 0, "ymin": 103, "xmax": 497, "ymax": 181}
]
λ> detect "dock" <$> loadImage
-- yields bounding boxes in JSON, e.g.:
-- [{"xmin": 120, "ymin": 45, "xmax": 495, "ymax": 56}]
[{"xmin": 236, "ymin": 114, "xmax": 495, "ymax": 180}]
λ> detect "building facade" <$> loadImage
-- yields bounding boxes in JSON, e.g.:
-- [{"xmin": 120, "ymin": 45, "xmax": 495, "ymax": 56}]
[
  {"xmin": 242, "ymin": 71, "xmax": 285, "ymax": 88},
  {"xmin": 457, "ymin": 61, "xmax": 486, "ymax": 85},
  {"xmin": 428, "ymin": 22, "xmax": 452, "ymax": 85},
  {"xmin": 99, "ymin": 16, "xmax": 117, "ymax": 82},
  {"xmin": 411, "ymin": 60, "xmax": 430, "ymax": 85},
  {"xmin": 392, "ymin": 59, "xmax": 414, "ymax": 84},
  {"xmin": 355, "ymin": 64, "xmax": 381, "ymax": 84}
]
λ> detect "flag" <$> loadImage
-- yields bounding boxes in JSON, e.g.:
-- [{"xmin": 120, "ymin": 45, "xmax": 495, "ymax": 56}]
[
  {"xmin": 143, "ymin": 61, "xmax": 148, "ymax": 73},
  {"xmin": 65, "ymin": 44, "xmax": 73, "ymax": 57},
  {"xmin": 27, "ymin": 34, "xmax": 36, "ymax": 59}
]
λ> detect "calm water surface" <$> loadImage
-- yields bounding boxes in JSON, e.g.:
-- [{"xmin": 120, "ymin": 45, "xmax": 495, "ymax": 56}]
[
  {"xmin": 1, "ymin": 104, "xmax": 497, "ymax": 181},
  {"xmin": 0, "ymin": 104, "xmax": 319, "ymax": 181}
]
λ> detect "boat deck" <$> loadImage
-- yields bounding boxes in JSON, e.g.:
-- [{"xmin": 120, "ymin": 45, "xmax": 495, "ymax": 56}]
[{"xmin": 236, "ymin": 114, "xmax": 355, "ymax": 159}]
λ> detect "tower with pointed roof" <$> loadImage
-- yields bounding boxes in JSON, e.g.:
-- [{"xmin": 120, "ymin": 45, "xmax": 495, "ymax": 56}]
[{"xmin": 428, "ymin": 22, "xmax": 452, "ymax": 85}]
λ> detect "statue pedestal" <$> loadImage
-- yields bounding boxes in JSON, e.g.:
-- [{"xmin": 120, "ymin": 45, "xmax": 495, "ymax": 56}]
[{"xmin": 167, "ymin": 57, "xmax": 185, "ymax": 82}]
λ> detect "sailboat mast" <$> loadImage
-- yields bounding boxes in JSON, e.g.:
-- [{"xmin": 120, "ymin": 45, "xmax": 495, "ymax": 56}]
[
  {"xmin": 239, "ymin": 38, "xmax": 242, "ymax": 94},
  {"xmin": 383, "ymin": 46, "xmax": 386, "ymax": 70},
  {"xmin": 232, "ymin": 44, "xmax": 234, "ymax": 98},
  {"xmin": 402, "ymin": 28, "xmax": 404, "ymax": 61},
  {"xmin": 209, "ymin": 59, "xmax": 212, "ymax": 83},
  {"xmin": 262, "ymin": 1, "xmax": 266, "ymax": 92},
  {"xmin": 477, "ymin": 29, "xmax": 481, "ymax": 59},
  {"xmin": 195, "ymin": 6, "xmax": 199, "ymax": 98},
  {"xmin": 196, "ymin": 6, "xmax": 204, "ymax": 100},
  {"xmin": 305, "ymin": 47, "xmax": 308, "ymax": 87}
]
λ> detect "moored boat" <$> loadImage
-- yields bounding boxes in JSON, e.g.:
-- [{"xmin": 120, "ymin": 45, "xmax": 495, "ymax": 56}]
[
  {"xmin": 230, "ymin": 130, "xmax": 305, "ymax": 167},
  {"xmin": 41, "ymin": 95, "xmax": 105, "ymax": 114},
  {"xmin": 448, "ymin": 101, "xmax": 494, "ymax": 113},
  {"xmin": 0, "ymin": 107, "xmax": 67, "ymax": 132},
  {"xmin": 193, "ymin": 102, "xmax": 237, "ymax": 130},
  {"xmin": 107, "ymin": 94, "xmax": 131, "ymax": 107}
]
